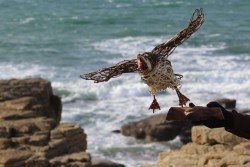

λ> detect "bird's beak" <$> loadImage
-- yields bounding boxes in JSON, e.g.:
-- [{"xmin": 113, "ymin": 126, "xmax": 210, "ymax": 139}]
[{"xmin": 137, "ymin": 54, "xmax": 149, "ymax": 71}]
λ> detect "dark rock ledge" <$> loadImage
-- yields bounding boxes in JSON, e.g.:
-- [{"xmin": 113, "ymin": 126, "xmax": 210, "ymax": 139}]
[{"xmin": 121, "ymin": 98, "xmax": 239, "ymax": 144}]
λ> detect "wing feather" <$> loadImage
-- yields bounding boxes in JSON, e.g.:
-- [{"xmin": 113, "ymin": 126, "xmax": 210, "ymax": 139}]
[
  {"xmin": 80, "ymin": 59, "xmax": 137, "ymax": 83},
  {"xmin": 81, "ymin": 8, "xmax": 204, "ymax": 83},
  {"xmin": 151, "ymin": 8, "xmax": 204, "ymax": 57}
]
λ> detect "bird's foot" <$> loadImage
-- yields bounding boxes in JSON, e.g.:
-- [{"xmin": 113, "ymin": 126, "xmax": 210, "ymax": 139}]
[
  {"xmin": 175, "ymin": 88, "xmax": 190, "ymax": 107},
  {"xmin": 149, "ymin": 95, "xmax": 161, "ymax": 113}
]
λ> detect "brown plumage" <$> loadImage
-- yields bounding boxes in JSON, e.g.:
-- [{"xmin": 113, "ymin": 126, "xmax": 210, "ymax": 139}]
[{"xmin": 81, "ymin": 9, "xmax": 204, "ymax": 112}]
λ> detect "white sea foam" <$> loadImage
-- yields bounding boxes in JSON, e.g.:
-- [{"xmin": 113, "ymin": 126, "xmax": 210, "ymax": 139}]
[
  {"xmin": 116, "ymin": 3, "xmax": 131, "ymax": 8},
  {"xmin": 20, "ymin": 17, "xmax": 35, "ymax": 24},
  {"xmin": 0, "ymin": 62, "xmax": 55, "ymax": 79},
  {"xmin": 206, "ymin": 33, "xmax": 221, "ymax": 38},
  {"xmin": 62, "ymin": 85, "xmax": 182, "ymax": 166},
  {"xmin": 92, "ymin": 36, "xmax": 226, "ymax": 57},
  {"xmin": 62, "ymin": 95, "xmax": 182, "ymax": 167},
  {"xmin": 92, "ymin": 36, "xmax": 165, "ymax": 58}
]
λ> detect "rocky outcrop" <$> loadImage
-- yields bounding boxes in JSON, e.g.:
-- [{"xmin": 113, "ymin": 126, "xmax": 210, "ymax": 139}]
[
  {"xmin": 0, "ymin": 78, "xmax": 91, "ymax": 167},
  {"xmin": 140, "ymin": 99, "xmax": 250, "ymax": 167},
  {"xmin": 121, "ymin": 114, "xmax": 192, "ymax": 143},
  {"xmin": 142, "ymin": 126, "xmax": 250, "ymax": 167},
  {"xmin": 121, "ymin": 98, "xmax": 238, "ymax": 144}
]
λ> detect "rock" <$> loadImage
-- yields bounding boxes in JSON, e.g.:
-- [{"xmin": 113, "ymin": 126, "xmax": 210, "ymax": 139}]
[
  {"xmin": 0, "ymin": 78, "xmax": 52, "ymax": 103},
  {"xmin": 220, "ymin": 152, "xmax": 250, "ymax": 166},
  {"xmin": 0, "ymin": 149, "xmax": 32, "ymax": 167},
  {"xmin": 28, "ymin": 131, "xmax": 50, "ymax": 146},
  {"xmin": 0, "ymin": 96, "xmax": 38, "ymax": 110},
  {"xmin": 142, "ymin": 126, "xmax": 250, "ymax": 167},
  {"xmin": 49, "ymin": 95, "xmax": 62, "ymax": 124},
  {"xmin": 181, "ymin": 142, "xmax": 231, "ymax": 155},
  {"xmin": 0, "ymin": 117, "xmax": 57, "ymax": 137},
  {"xmin": 91, "ymin": 159, "xmax": 125, "ymax": 167},
  {"xmin": 192, "ymin": 126, "xmax": 246, "ymax": 145},
  {"xmin": 233, "ymin": 142, "xmax": 250, "ymax": 155},
  {"xmin": 122, "ymin": 98, "xmax": 239, "ymax": 144},
  {"xmin": 49, "ymin": 152, "xmax": 91, "ymax": 167},
  {"xmin": 11, "ymin": 136, "xmax": 30, "ymax": 146},
  {"xmin": 0, "ymin": 78, "xmax": 91, "ymax": 167},
  {"xmin": 216, "ymin": 98, "xmax": 237, "ymax": 109},
  {"xmin": 0, "ymin": 138, "xmax": 12, "ymax": 149},
  {"xmin": 121, "ymin": 113, "xmax": 192, "ymax": 143},
  {"xmin": 45, "ymin": 139, "xmax": 69, "ymax": 158},
  {"xmin": 25, "ymin": 155, "xmax": 49, "ymax": 167},
  {"xmin": 241, "ymin": 109, "xmax": 250, "ymax": 114},
  {"xmin": 112, "ymin": 130, "xmax": 121, "ymax": 133},
  {"xmin": 0, "ymin": 127, "xmax": 15, "ymax": 138},
  {"xmin": 50, "ymin": 123, "xmax": 87, "ymax": 152},
  {"xmin": 0, "ymin": 78, "xmax": 62, "ymax": 124}
]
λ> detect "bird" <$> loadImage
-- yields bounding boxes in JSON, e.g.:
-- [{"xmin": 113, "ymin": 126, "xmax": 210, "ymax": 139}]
[{"xmin": 80, "ymin": 9, "xmax": 204, "ymax": 113}]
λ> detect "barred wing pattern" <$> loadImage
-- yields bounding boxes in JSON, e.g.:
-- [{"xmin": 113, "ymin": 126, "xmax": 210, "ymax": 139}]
[
  {"xmin": 80, "ymin": 59, "xmax": 137, "ymax": 83},
  {"xmin": 151, "ymin": 8, "xmax": 204, "ymax": 58}
]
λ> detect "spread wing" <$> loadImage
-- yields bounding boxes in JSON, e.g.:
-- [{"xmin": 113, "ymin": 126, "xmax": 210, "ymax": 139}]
[
  {"xmin": 151, "ymin": 8, "xmax": 204, "ymax": 58},
  {"xmin": 81, "ymin": 8, "xmax": 204, "ymax": 83},
  {"xmin": 80, "ymin": 59, "xmax": 137, "ymax": 83}
]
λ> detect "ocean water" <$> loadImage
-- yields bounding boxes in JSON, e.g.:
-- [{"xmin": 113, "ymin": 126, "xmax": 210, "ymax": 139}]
[{"xmin": 0, "ymin": 0, "xmax": 250, "ymax": 166}]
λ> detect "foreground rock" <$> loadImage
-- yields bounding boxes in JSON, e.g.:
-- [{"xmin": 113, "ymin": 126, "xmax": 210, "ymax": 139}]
[
  {"xmin": 142, "ymin": 126, "xmax": 249, "ymax": 167},
  {"xmin": 0, "ymin": 78, "xmax": 91, "ymax": 167}
]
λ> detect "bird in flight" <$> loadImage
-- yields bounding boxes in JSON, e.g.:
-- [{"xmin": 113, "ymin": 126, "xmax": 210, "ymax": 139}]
[{"xmin": 81, "ymin": 9, "xmax": 204, "ymax": 113}]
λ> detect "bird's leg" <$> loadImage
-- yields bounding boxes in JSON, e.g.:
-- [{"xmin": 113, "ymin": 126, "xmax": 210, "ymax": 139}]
[
  {"xmin": 149, "ymin": 95, "xmax": 161, "ymax": 113},
  {"xmin": 175, "ymin": 88, "xmax": 190, "ymax": 107}
]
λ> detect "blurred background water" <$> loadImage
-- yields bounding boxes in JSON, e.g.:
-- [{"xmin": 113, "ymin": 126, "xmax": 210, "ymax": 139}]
[{"xmin": 0, "ymin": 0, "xmax": 250, "ymax": 166}]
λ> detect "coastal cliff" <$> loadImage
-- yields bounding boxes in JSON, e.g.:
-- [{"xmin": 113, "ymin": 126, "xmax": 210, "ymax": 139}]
[
  {"xmin": 0, "ymin": 78, "xmax": 91, "ymax": 167},
  {"xmin": 0, "ymin": 78, "xmax": 125, "ymax": 167},
  {"xmin": 0, "ymin": 78, "xmax": 90, "ymax": 167}
]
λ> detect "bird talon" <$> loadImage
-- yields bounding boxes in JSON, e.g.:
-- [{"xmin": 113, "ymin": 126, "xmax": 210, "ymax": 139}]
[
  {"xmin": 149, "ymin": 96, "xmax": 161, "ymax": 113},
  {"xmin": 175, "ymin": 88, "xmax": 190, "ymax": 107}
]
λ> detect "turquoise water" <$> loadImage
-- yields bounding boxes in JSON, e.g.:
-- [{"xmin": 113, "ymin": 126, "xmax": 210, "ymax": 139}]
[{"xmin": 0, "ymin": 0, "xmax": 250, "ymax": 166}]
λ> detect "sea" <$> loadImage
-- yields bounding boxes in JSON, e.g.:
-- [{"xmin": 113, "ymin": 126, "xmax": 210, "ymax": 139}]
[{"xmin": 0, "ymin": 0, "xmax": 250, "ymax": 166}]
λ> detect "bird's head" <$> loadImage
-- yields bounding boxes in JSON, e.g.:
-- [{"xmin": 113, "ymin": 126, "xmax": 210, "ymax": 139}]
[{"xmin": 137, "ymin": 53, "xmax": 159, "ymax": 73}]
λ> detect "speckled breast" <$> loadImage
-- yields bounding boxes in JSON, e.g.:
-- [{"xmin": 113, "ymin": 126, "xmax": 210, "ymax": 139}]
[{"xmin": 139, "ymin": 58, "xmax": 180, "ymax": 95}]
